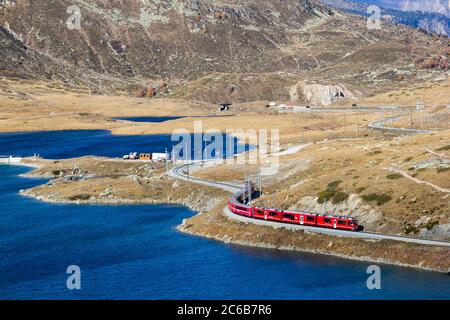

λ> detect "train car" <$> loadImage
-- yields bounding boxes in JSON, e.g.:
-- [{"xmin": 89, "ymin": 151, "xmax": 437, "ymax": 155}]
[
  {"xmin": 227, "ymin": 190, "xmax": 360, "ymax": 232},
  {"xmin": 228, "ymin": 195, "xmax": 253, "ymax": 218},
  {"xmin": 265, "ymin": 209, "xmax": 281, "ymax": 222},
  {"xmin": 252, "ymin": 207, "xmax": 266, "ymax": 220},
  {"xmin": 231, "ymin": 203, "xmax": 251, "ymax": 217},
  {"xmin": 280, "ymin": 211, "xmax": 296, "ymax": 224},
  {"xmin": 316, "ymin": 215, "xmax": 358, "ymax": 231},
  {"xmin": 302, "ymin": 212, "xmax": 318, "ymax": 226},
  {"xmin": 282, "ymin": 211, "xmax": 317, "ymax": 226}
]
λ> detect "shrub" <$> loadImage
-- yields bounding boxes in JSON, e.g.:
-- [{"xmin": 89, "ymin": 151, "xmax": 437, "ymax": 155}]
[
  {"xmin": 146, "ymin": 87, "xmax": 156, "ymax": 98},
  {"xmin": 317, "ymin": 189, "xmax": 336, "ymax": 204},
  {"xmin": 437, "ymin": 167, "xmax": 449, "ymax": 173},
  {"xmin": 425, "ymin": 221, "xmax": 439, "ymax": 231},
  {"xmin": 421, "ymin": 55, "xmax": 449, "ymax": 70},
  {"xmin": 327, "ymin": 180, "xmax": 342, "ymax": 190},
  {"xmin": 404, "ymin": 224, "xmax": 419, "ymax": 235},
  {"xmin": 361, "ymin": 193, "xmax": 392, "ymax": 206},
  {"xmin": 437, "ymin": 145, "xmax": 450, "ymax": 151},
  {"xmin": 68, "ymin": 194, "xmax": 91, "ymax": 201},
  {"xmin": 134, "ymin": 87, "xmax": 147, "ymax": 98},
  {"xmin": 317, "ymin": 181, "xmax": 348, "ymax": 204},
  {"xmin": 386, "ymin": 173, "xmax": 403, "ymax": 180},
  {"xmin": 356, "ymin": 187, "xmax": 366, "ymax": 193},
  {"xmin": 332, "ymin": 191, "xmax": 349, "ymax": 204},
  {"xmin": 135, "ymin": 86, "xmax": 156, "ymax": 98}
]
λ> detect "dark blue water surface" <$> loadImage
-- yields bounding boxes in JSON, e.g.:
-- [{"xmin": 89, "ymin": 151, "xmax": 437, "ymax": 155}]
[
  {"xmin": 114, "ymin": 116, "xmax": 183, "ymax": 123},
  {"xmin": 114, "ymin": 116, "xmax": 233, "ymax": 123},
  {"xmin": 0, "ymin": 131, "xmax": 449, "ymax": 299},
  {"xmin": 0, "ymin": 130, "xmax": 250, "ymax": 160}
]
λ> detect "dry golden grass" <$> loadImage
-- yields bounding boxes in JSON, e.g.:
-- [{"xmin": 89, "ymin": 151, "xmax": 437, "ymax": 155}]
[
  {"xmin": 357, "ymin": 78, "xmax": 450, "ymax": 108},
  {"xmin": 22, "ymin": 156, "xmax": 225, "ymax": 212},
  {"xmin": 180, "ymin": 201, "xmax": 450, "ymax": 272},
  {"xmin": 0, "ymin": 79, "xmax": 210, "ymax": 133},
  {"xmin": 193, "ymin": 130, "xmax": 450, "ymax": 236},
  {"xmin": 3, "ymin": 79, "xmax": 450, "ymax": 242}
]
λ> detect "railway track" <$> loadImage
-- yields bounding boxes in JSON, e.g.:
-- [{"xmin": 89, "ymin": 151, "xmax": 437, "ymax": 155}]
[{"xmin": 169, "ymin": 161, "xmax": 450, "ymax": 248}]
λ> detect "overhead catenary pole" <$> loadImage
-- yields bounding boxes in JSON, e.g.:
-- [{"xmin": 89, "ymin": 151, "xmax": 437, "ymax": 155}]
[
  {"xmin": 165, "ymin": 148, "xmax": 169, "ymax": 172},
  {"xmin": 243, "ymin": 167, "xmax": 247, "ymax": 204},
  {"xmin": 185, "ymin": 142, "xmax": 190, "ymax": 181},
  {"xmin": 344, "ymin": 112, "xmax": 347, "ymax": 133},
  {"xmin": 356, "ymin": 115, "xmax": 360, "ymax": 137},
  {"xmin": 410, "ymin": 110, "xmax": 413, "ymax": 129},
  {"xmin": 259, "ymin": 173, "xmax": 262, "ymax": 197},
  {"xmin": 248, "ymin": 178, "xmax": 252, "ymax": 206}
]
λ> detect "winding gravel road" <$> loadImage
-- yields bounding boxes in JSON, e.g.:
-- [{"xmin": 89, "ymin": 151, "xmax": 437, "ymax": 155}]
[{"xmin": 368, "ymin": 115, "xmax": 436, "ymax": 134}]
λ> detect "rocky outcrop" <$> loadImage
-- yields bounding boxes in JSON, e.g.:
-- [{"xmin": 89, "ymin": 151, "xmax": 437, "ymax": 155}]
[
  {"xmin": 293, "ymin": 194, "xmax": 383, "ymax": 228},
  {"xmin": 290, "ymin": 81, "xmax": 354, "ymax": 106},
  {"xmin": 420, "ymin": 223, "xmax": 450, "ymax": 241},
  {"xmin": 302, "ymin": 82, "xmax": 353, "ymax": 106}
]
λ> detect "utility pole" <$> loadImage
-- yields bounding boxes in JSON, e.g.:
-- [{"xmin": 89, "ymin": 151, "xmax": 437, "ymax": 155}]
[
  {"xmin": 344, "ymin": 113, "xmax": 347, "ymax": 134},
  {"xmin": 165, "ymin": 148, "xmax": 169, "ymax": 172},
  {"xmin": 187, "ymin": 162, "xmax": 190, "ymax": 181},
  {"xmin": 321, "ymin": 111, "xmax": 324, "ymax": 130},
  {"xmin": 356, "ymin": 115, "xmax": 359, "ymax": 137},
  {"xmin": 324, "ymin": 198, "xmax": 327, "ymax": 215},
  {"xmin": 410, "ymin": 111, "xmax": 413, "ymax": 129},
  {"xmin": 248, "ymin": 178, "xmax": 252, "ymax": 206},
  {"xmin": 259, "ymin": 173, "xmax": 262, "ymax": 197},
  {"xmin": 185, "ymin": 142, "xmax": 190, "ymax": 181},
  {"xmin": 242, "ymin": 178, "xmax": 246, "ymax": 204},
  {"xmin": 243, "ymin": 167, "xmax": 246, "ymax": 204}
]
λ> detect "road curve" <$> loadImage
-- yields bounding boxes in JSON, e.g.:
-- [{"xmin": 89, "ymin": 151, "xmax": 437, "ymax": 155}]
[
  {"xmin": 368, "ymin": 115, "xmax": 436, "ymax": 134},
  {"xmin": 168, "ymin": 161, "xmax": 242, "ymax": 194},
  {"xmin": 169, "ymin": 162, "xmax": 450, "ymax": 247}
]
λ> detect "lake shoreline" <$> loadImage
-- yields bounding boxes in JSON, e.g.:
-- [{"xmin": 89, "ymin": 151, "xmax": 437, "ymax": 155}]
[{"xmin": 15, "ymin": 157, "xmax": 450, "ymax": 275}]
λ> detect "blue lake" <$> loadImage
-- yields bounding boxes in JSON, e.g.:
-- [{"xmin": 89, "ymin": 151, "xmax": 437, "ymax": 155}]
[
  {"xmin": 113, "ymin": 115, "xmax": 234, "ymax": 123},
  {"xmin": 0, "ymin": 130, "xmax": 250, "ymax": 160},
  {"xmin": 114, "ymin": 116, "xmax": 183, "ymax": 123},
  {"xmin": 0, "ymin": 130, "xmax": 449, "ymax": 299}
]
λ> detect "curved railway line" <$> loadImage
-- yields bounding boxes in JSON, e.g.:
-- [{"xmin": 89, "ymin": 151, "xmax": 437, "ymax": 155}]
[
  {"xmin": 169, "ymin": 162, "xmax": 450, "ymax": 247},
  {"xmin": 168, "ymin": 113, "xmax": 449, "ymax": 248}
]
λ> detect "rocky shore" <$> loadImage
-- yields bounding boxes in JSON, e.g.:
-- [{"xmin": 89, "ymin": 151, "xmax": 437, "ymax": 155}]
[
  {"xmin": 178, "ymin": 203, "xmax": 450, "ymax": 274},
  {"xmin": 17, "ymin": 156, "xmax": 450, "ymax": 274}
]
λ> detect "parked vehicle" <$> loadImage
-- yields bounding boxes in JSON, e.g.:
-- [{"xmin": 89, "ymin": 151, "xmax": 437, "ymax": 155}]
[{"xmin": 123, "ymin": 152, "xmax": 138, "ymax": 160}]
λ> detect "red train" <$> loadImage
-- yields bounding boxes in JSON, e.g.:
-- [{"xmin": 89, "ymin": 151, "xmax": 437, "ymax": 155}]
[{"xmin": 228, "ymin": 189, "xmax": 361, "ymax": 232}]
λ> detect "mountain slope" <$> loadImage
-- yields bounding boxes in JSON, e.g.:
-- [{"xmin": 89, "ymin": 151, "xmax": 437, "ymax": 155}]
[
  {"xmin": 0, "ymin": 0, "xmax": 328, "ymax": 80},
  {"xmin": 351, "ymin": 0, "xmax": 449, "ymax": 17},
  {"xmin": 0, "ymin": 0, "xmax": 448, "ymax": 102},
  {"xmin": 321, "ymin": 0, "xmax": 450, "ymax": 36}
]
